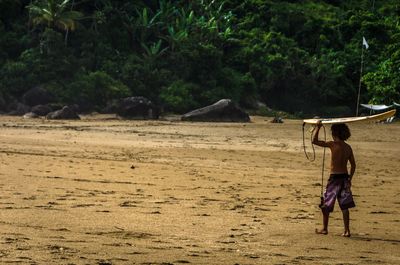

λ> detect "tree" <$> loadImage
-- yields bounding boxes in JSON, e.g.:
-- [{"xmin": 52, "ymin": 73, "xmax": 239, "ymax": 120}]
[
  {"xmin": 363, "ymin": 57, "xmax": 400, "ymax": 104},
  {"xmin": 1, "ymin": 0, "xmax": 399, "ymax": 115},
  {"xmin": 27, "ymin": 0, "xmax": 83, "ymax": 45}
]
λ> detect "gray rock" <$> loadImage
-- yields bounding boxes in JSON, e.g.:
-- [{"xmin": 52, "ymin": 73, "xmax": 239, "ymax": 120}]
[
  {"xmin": 181, "ymin": 99, "xmax": 250, "ymax": 122},
  {"xmin": 46, "ymin": 106, "xmax": 80, "ymax": 120},
  {"xmin": 116, "ymin": 97, "xmax": 159, "ymax": 119},
  {"xmin": 31, "ymin": 104, "xmax": 52, "ymax": 116}
]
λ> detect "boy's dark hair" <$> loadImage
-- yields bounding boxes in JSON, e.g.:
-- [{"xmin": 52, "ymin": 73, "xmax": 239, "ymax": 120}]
[{"xmin": 331, "ymin": 123, "xmax": 351, "ymax": 141}]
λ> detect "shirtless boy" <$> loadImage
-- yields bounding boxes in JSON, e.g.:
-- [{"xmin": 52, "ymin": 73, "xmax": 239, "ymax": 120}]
[{"xmin": 312, "ymin": 122, "xmax": 356, "ymax": 237}]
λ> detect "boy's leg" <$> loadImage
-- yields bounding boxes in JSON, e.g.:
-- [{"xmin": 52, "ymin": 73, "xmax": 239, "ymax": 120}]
[
  {"xmin": 316, "ymin": 178, "xmax": 338, "ymax": 235},
  {"xmin": 342, "ymin": 209, "xmax": 351, "ymax": 237},
  {"xmin": 338, "ymin": 178, "xmax": 354, "ymax": 237},
  {"xmin": 316, "ymin": 210, "xmax": 329, "ymax": 235}
]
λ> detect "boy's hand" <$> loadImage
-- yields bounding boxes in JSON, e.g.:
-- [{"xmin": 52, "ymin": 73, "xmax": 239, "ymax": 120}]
[{"xmin": 316, "ymin": 120, "xmax": 323, "ymax": 128}]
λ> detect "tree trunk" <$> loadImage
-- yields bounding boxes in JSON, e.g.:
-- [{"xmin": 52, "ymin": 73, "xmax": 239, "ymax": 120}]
[{"xmin": 65, "ymin": 28, "xmax": 69, "ymax": 46}]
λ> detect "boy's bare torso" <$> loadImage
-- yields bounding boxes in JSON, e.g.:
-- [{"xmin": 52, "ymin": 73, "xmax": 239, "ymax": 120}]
[{"xmin": 329, "ymin": 140, "xmax": 352, "ymax": 174}]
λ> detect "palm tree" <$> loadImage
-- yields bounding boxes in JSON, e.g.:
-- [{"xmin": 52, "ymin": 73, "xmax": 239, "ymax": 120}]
[{"xmin": 27, "ymin": 0, "xmax": 83, "ymax": 45}]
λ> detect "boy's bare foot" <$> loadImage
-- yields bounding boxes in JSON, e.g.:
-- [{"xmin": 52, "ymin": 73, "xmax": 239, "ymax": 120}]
[
  {"xmin": 341, "ymin": 231, "xmax": 351, "ymax": 237},
  {"xmin": 315, "ymin": 229, "xmax": 328, "ymax": 235}
]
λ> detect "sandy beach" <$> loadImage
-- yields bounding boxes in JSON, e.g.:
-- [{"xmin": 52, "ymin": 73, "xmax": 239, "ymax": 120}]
[{"xmin": 0, "ymin": 114, "xmax": 399, "ymax": 264}]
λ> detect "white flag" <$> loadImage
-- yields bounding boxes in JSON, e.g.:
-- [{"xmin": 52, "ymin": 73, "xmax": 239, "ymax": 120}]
[{"xmin": 362, "ymin": 37, "xmax": 369, "ymax": 49}]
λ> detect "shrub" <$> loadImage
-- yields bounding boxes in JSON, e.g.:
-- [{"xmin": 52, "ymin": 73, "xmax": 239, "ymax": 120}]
[
  {"xmin": 160, "ymin": 80, "xmax": 199, "ymax": 113},
  {"xmin": 320, "ymin": 105, "xmax": 352, "ymax": 117},
  {"xmin": 63, "ymin": 71, "xmax": 130, "ymax": 109},
  {"xmin": 0, "ymin": 61, "xmax": 31, "ymax": 97},
  {"xmin": 217, "ymin": 68, "xmax": 257, "ymax": 106}
]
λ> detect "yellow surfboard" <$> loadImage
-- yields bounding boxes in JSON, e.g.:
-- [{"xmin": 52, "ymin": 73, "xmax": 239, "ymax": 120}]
[{"xmin": 303, "ymin": 109, "xmax": 396, "ymax": 125}]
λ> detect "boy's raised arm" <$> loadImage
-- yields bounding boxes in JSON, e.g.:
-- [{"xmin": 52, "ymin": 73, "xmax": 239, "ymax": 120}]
[{"xmin": 312, "ymin": 121, "xmax": 330, "ymax": 147}]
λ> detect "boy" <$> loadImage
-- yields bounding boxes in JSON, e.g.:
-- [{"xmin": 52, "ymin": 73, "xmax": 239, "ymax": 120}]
[{"xmin": 312, "ymin": 122, "xmax": 356, "ymax": 237}]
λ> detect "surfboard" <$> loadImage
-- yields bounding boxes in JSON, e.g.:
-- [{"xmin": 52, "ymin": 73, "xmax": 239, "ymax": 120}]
[{"xmin": 303, "ymin": 109, "xmax": 396, "ymax": 125}]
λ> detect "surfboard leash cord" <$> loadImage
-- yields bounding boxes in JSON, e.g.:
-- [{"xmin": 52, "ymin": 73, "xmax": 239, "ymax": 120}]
[
  {"xmin": 302, "ymin": 122, "xmax": 327, "ymax": 198},
  {"xmin": 302, "ymin": 122, "xmax": 316, "ymax": 161},
  {"xmin": 320, "ymin": 126, "xmax": 327, "ymax": 198}
]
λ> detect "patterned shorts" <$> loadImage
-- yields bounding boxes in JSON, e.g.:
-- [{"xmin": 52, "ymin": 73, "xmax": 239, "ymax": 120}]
[{"xmin": 322, "ymin": 174, "xmax": 356, "ymax": 213}]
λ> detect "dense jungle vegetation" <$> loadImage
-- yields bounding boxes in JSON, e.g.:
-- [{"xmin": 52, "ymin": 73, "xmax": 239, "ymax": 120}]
[{"xmin": 0, "ymin": 0, "xmax": 399, "ymax": 116}]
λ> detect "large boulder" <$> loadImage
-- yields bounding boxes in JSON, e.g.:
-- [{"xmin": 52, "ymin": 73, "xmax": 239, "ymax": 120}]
[
  {"xmin": 116, "ymin": 97, "xmax": 159, "ymax": 119},
  {"xmin": 22, "ymin": 86, "xmax": 54, "ymax": 106},
  {"xmin": 181, "ymin": 99, "xmax": 250, "ymax": 122},
  {"xmin": 31, "ymin": 104, "xmax": 52, "ymax": 116},
  {"xmin": 46, "ymin": 106, "xmax": 80, "ymax": 120}
]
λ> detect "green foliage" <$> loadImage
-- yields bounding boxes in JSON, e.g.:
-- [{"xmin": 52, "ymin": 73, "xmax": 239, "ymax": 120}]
[
  {"xmin": 160, "ymin": 80, "xmax": 199, "ymax": 113},
  {"xmin": 53, "ymin": 71, "xmax": 130, "ymax": 108},
  {"xmin": 320, "ymin": 105, "xmax": 353, "ymax": 117},
  {"xmin": 27, "ymin": 0, "xmax": 83, "ymax": 32},
  {"xmin": 0, "ymin": 0, "xmax": 21, "ymax": 24},
  {"xmin": 215, "ymin": 68, "xmax": 257, "ymax": 106},
  {"xmin": 0, "ymin": 0, "xmax": 399, "ymax": 116},
  {"xmin": 363, "ymin": 59, "xmax": 400, "ymax": 104},
  {"xmin": 362, "ymin": 10, "xmax": 400, "ymax": 105},
  {"xmin": 0, "ymin": 60, "xmax": 31, "ymax": 96},
  {"xmin": 119, "ymin": 52, "xmax": 173, "ymax": 101},
  {"xmin": 15, "ymin": 29, "xmax": 76, "ymax": 86},
  {"xmin": 252, "ymin": 106, "xmax": 297, "ymax": 119}
]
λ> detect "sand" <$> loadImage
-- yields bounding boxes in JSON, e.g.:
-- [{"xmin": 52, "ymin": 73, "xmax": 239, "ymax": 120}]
[{"xmin": 0, "ymin": 114, "xmax": 399, "ymax": 265}]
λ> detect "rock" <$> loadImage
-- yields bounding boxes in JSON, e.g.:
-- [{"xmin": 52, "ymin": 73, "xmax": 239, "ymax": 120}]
[
  {"xmin": 181, "ymin": 99, "xmax": 250, "ymax": 122},
  {"xmin": 22, "ymin": 86, "xmax": 54, "ymax": 106},
  {"xmin": 271, "ymin": 117, "xmax": 283, "ymax": 123},
  {"xmin": 23, "ymin": 112, "xmax": 40, "ymax": 119},
  {"xmin": 46, "ymin": 106, "xmax": 80, "ymax": 120},
  {"xmin": 31, "ymin": 105, "xmax": 52, "ymax": 116},
  {"xmin": 116, "ymin": 97, "xmax": 159, "ymax": 119},
  {"xmin": 7, "ymin": 102, "xmax": 31, "ymax": 116}
]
